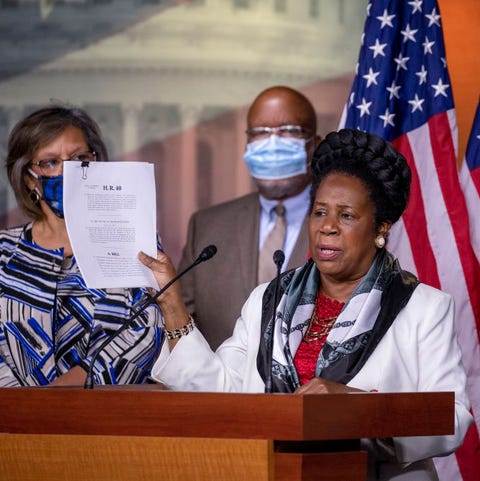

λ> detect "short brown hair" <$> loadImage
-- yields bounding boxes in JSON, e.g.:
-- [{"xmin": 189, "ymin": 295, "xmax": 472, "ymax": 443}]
[{"xmin": 6, "ymin": 105, "xmax": 108, "ymax": 219}]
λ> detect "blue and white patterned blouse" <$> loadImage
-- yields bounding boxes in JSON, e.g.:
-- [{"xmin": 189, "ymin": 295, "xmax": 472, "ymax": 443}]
[{"xmin": 0, "ymin": 223, "xmax": 164, "ymax": 386}]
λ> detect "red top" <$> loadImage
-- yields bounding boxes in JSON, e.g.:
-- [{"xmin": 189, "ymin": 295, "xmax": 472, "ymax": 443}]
[{"xmin": 293, "ymin": 292, "xmax": 345, "ymax": 385}]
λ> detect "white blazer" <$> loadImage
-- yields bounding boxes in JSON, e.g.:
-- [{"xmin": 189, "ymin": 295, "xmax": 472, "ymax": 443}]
[{"xmin": 152, "ymin": 282, "xmax": 472, "ymax": 481}]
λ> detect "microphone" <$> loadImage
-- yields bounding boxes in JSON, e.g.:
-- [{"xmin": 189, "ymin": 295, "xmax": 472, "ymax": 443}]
[
  {"xmin": 84, "ymin": 244, "xmax": 217, "ymax": 389},
  {"xmin": 265, "ymin": 249, "xmax": 285, "ymax": 393},
  {"xmin": 273, "ymin": 250, "xmax": 285, "ymax": 271}
]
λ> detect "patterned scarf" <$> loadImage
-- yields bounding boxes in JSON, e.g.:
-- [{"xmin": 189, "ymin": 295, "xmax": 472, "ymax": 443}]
[{"xmin": 256, "ymin": 249, "xmax": 419, "ymax": 393}]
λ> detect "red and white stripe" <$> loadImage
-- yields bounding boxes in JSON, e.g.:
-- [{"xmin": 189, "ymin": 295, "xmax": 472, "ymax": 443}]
[
  {"xmin": 459, "ymin": 157, "xmax": 480, "ymax": 266},
  {"xmin": 386, "ymin": 109, "xmax": 480, "ymax": 481}
]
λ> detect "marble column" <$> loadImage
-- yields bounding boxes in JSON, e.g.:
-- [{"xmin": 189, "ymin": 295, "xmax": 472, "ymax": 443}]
[
  {"xmin": 178, "ymin": 105, "xmax": 199, "ymax": 245},
  {"xmin": 234, "ymin": 106, "xmax": 252, "ymax": 196},
  {"xmin": 122, "ymin": 104, "xmax": 141, "ymax": 155}
]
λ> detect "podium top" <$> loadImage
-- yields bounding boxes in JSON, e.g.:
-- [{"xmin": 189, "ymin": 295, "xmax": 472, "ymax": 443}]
[{"xmin": 0, "ymin": 386, "xmax": 453, "ymax": 441}]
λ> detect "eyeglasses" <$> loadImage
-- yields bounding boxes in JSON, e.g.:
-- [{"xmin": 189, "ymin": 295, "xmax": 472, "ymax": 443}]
[
  {"xmin": 31, "ymin": 151, "xmax": 96, "ymax": 175},
  {"xmin": 246, "ymin": 125, "xmax": 311, "ymax": 141}
]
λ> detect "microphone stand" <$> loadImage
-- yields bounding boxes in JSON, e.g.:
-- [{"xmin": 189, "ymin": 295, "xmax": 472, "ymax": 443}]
[
  {"xmin": 264, "ymin": 249, "xmax": 285, "ymax": 393},
  {"xmin": 84, "ymin": 245, "xmax": 217, "ymax": 389}
]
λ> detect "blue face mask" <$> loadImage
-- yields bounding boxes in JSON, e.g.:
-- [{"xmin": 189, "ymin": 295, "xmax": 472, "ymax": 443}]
[
  {"xmin": 29, "ymin": 169, "xmax": 64, "ymax": 218},
  {"xmin": 40, "ymin": 175, "xmax": 64, "ymax": 218},
  {"xmin": 243, "ymin": 135, "xmax": 308, "ymax": 180}
]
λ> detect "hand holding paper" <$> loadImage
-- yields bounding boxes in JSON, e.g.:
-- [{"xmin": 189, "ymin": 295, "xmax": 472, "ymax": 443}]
[{"xmin": 64, "ymin": 161, "xmax": 159, "ymax": 289}]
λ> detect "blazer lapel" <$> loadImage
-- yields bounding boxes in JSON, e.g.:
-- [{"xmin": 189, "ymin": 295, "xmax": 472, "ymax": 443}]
[{"xmin": 236, "ymin": 194, "xmax": 260, "ymax": 294}]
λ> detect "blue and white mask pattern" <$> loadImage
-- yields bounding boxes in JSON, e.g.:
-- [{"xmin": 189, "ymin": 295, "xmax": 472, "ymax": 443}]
[
  {"xmin": 29, "ymin": 169, "xmax": 64, "ymax": 218},
  {"xmin": 243, "ymin": 135, "xmax": 308, "ymax": 180}
]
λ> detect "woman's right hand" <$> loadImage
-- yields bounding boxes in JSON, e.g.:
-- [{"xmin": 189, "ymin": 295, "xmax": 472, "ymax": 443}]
[
  {"xmin": 138, "ymin": 251, "xmax": 184, "ymax": 309},
  {"xmin": 138, "ymin": 251, "xmax": 191, "ymax": 346},
  {"xmin": 138, "ymin": 251, "xmax": 178, "ymax": 299}
]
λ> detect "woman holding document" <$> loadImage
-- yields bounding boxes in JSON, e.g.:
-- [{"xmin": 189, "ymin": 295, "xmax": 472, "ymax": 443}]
[
  {"xmin": 140, "ymin": 129, "xmax": 472, "ymax": 480},
  {"xmin": 0, "ymin": 105, "xmax": 163, "ymax": 387}
]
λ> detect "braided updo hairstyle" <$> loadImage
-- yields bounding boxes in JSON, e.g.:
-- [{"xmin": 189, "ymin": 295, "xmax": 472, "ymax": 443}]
[{"xmin": 310, "ymin": 129, "xmax": 411, "ymax": 228}]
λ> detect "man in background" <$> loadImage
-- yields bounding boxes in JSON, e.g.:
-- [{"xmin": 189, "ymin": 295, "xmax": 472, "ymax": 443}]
[{"xmin": 178, "ymin": 86, "xmax": 321, "ymax": 349}]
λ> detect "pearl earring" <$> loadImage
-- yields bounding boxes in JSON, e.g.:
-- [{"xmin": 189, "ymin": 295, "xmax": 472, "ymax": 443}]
[{"xmin": 375, "ymin": 236, "xmax": 386, "ymax": 249}]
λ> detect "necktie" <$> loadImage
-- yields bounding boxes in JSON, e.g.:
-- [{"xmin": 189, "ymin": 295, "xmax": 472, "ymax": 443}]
[{"xmin": 258, "ymin": 204, "xmax": 286, "ymax": 284}]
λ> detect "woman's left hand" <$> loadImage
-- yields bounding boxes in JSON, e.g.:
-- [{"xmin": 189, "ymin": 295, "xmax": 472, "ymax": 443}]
[
  {"xmin": 294, "ymin": 377, "xmax": 363, "ymax": 395},
  {"xmin": 48, "ymin": 365, "xmax": 87, "ymax": 387}
]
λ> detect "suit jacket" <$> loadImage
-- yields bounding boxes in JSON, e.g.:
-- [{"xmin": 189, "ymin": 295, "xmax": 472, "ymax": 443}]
[
  {"xmin": 153, "ymin": 281, "xmax": 473, "ymax": 481},
  {"xmin": 178, "ymin": 192, "xmax": 309, "ymax": 350}
]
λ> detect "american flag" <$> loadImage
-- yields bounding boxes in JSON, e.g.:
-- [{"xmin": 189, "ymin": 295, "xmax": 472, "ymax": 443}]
[
  {"xmin": 460, "ymin": 100, "xmax": 480, "ymax": 259},
  {"xmin": 339, "ymin": 1, "xmax": 480, "ymax": 480}
]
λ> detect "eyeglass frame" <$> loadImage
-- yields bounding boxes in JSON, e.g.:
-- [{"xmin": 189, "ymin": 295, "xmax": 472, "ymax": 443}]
[
  {"xmin": 245, "ymin": 124, "xmax": 312, "ymax": 141},
  {"xmin": 30, "ymin": 150, "xmax": 97, "ymax": 175}
]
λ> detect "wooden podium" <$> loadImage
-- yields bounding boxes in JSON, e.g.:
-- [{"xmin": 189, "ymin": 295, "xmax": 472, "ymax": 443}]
[{"xmin": 0, "ymin": 387, "xmax": 453, "ymax": 481}]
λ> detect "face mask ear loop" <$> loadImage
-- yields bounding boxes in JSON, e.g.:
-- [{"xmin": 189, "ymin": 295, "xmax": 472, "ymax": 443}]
[
  {"xmin": 27, "ymin": 168, "xmax": 43, "ymax": 201},
  {"xmin": 28, "ymin": 168, "xmax": 39, "ymax": 180}
]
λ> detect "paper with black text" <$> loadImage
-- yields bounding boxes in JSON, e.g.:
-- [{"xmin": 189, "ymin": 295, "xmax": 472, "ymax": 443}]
[{"xmin": 64, "ymin": 161, "xmax": 159, "ymax": 289}]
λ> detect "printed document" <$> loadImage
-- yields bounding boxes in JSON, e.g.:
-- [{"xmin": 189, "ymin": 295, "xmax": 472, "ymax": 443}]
[{"xmin": 64, "ymin": 161, "xmax": 158, "ymax": 289}]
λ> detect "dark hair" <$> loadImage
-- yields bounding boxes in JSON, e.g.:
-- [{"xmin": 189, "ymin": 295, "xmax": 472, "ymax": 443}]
[
  {"xmin": 6, "ymin": 105, "xmax": 108, "ymax": 219},
  {"xmin": 310, "ymin": 129, "xmax": 411, "ymax": 227}
]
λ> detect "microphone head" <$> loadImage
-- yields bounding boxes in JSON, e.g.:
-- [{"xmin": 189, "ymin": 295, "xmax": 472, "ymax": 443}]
[
  {"xmin": 197, "ymin": 244, "xmax": 217, "ymax": 263},
  {"xmin": 273, "ymin": 249, "xmax": 285, "ymax": 268}
]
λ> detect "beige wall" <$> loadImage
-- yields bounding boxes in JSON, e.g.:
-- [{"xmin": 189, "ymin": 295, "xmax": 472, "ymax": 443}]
[{"xmin": 0, "ymin": 0, "xmax": 367, "ymax": 264}]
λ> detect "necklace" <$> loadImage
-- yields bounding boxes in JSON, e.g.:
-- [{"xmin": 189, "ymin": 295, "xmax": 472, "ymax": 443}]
[
  {"xmin": 302, "ymin": 291, "xmax": 344, "ymax": 344},
  {"xmin": 303, "ymin": 312, "xmax": 337, "ymax": 343}
]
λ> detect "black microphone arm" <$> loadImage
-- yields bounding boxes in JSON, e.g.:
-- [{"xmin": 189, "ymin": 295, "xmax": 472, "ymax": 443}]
[
  {"xmin": 265, "ymin": 249, "xmax": 285, "ymax": 393},
  {"xmin": 84, "ymin": 244, "xmax": 217, "ymax": 389}
]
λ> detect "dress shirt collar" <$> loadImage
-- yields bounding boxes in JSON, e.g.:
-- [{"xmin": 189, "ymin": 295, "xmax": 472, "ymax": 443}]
[{"xmin": 259, "ymin": 184, "xmax": 311, "ymax": 225}]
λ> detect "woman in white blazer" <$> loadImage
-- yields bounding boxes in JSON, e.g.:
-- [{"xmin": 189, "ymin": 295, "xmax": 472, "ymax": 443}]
[{"xmin": 141, "ymin": 128, "xmax": 472, "ymax": 481}]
